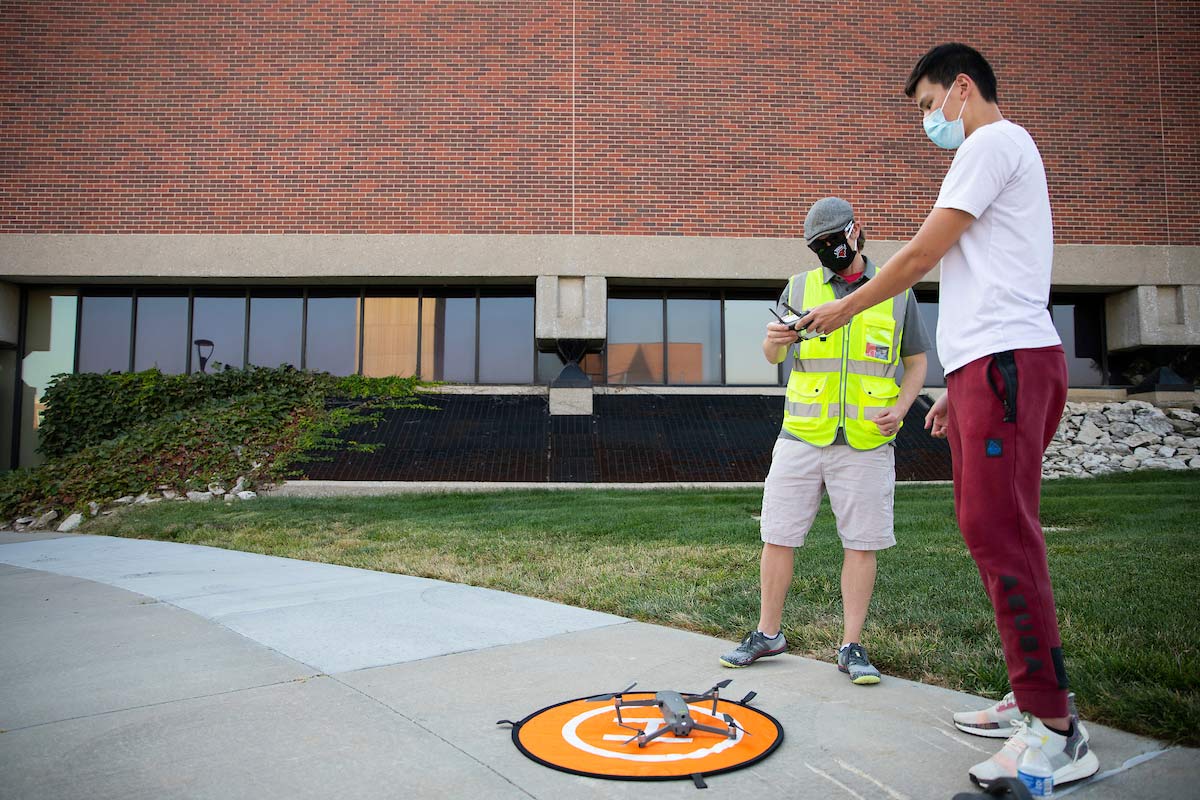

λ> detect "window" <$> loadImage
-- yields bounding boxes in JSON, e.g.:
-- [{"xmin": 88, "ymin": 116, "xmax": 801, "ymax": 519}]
[
  {"xmin": 607, "ymin": 298, "xmax": 664, "ymax": 385},
  {"xmin": 421, "ymin": 294, "xmax": 476, "ymax": 382},
  {"xmin": 305, "ymin": 295, "xmax": 361, "ymax": 376},
  {"xmin": 363, "ymin": 295, "xmax": 419, "ymax": 377},
  {"xmin": 666, "ymin": 296, "xmax": 721, "ymax": 385},
  {"xmin": 606, "ymin": 291, "xmax": 784, "ymax": 386},
  {"xmin": 1051, "ymin": 296, "xmax": 1106, "ymax": 386},
  {"xmin": 20, "ymin": 290, "xmax": 77, "ymax": 467},
  {"xmin": 78, "ymin": 295, "xmax": 132, "ymax": 373},
  {"xmin": 134, "ymin": 295, "xmax": 188, "ymax": 374},
  {"xmin": 724, "ymin": 299, "xmax": 783, "ymax": 385},
  {"xmin": 479, "ymin": 295, "xmax": 534, "ymax": 383},
  {"xmin": 248, "ymin": 295, "xmax": 303, "ymax": 368},
  {"xmin": 914, "ymin": 297, "xmax": 946, "ymax": 387},
  {"xmin": 192, "ymin": 295, "xmax": 246, "ymax": 372}
]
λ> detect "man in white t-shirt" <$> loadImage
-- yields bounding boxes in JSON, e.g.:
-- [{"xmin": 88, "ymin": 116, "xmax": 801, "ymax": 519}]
[{"xmin": 799, "ymin": 43, "xmax": 1100, "ymax": 790}]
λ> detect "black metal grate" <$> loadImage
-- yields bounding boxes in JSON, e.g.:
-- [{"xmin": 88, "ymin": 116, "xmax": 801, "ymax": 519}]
[{"xmin": 297, "ymin": 393, "xmax": 952, "ymax": 483}]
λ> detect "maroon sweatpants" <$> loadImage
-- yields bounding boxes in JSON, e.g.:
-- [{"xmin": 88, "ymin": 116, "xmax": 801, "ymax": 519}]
[{"xmin": 946, "ymin": 345, "xmax": 1069, "ymax": 719}]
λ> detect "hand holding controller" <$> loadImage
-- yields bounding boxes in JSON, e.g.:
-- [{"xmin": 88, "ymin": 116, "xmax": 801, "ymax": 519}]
[{"xmin": 769, "ymin": 302, "xmax": 823, "ymax": 341}]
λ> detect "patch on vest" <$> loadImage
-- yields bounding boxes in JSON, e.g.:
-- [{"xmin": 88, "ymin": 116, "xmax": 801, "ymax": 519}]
[
  {"xmin": 986, "ymin": 439, "xmax": 1003, "ymax": 458},
  {"xmin": 864, "ymin": 342, "xmax": 890, "ymax": 360}
]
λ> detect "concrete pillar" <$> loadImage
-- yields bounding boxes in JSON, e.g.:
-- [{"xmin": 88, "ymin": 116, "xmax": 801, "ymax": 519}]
[
  {"xmin": 1106, "ymin": 285, "xmax": 1200, "ymax": 351},
  {"xmin": 535, "ymin": 275, "xmax": 607, "ymax": 353},
  {"xmin": 536, "ymin": 276, "xmax": 607, "ymax": 415}
]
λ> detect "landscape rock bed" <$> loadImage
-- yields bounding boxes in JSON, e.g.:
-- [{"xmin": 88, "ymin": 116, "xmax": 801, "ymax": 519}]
[{"xmin": 1044, "ymin": 401, "xmax": 1200, "ymax": 479}]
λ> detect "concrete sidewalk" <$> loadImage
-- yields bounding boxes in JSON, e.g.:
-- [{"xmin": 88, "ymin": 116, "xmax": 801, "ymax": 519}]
[{"xmin": 0, "ymin": 532, "xmax": 1193, "ymax": 799}]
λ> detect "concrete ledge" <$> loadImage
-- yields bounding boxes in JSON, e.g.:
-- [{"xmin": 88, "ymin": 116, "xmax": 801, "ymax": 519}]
[
  {"xmin": 269, "ymin": 481, "xmax": 768, "ymax": 497},
  {"xmin": 1126, "ymin": 389, "xmax": 1200, "ymax": 409},
  {"xmin": 2, "ymin": 234, "xmax": 1196, "ymax": 289},
  {"xmin": 419, "ymin": 384, "xmax": 548, "ymax": 396}
]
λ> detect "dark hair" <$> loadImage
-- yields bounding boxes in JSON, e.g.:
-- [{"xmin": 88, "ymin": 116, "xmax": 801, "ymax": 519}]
[{"xmin": 904, "ymin": 43, "xmax": 998, "ymax": 103}]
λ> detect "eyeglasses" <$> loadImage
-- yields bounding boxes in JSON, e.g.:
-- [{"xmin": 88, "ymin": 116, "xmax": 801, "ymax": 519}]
[{"xmin": 807, "ymin": 220, "xmax": 856, "ymax": 255}]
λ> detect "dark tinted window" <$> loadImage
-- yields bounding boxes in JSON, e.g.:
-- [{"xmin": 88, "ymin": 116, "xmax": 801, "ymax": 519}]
[
  {"xmin": 134, "ymin": 295, "xmax": 188, "ymax": 374},
  {"xmin": 607, "ymin": 298, "xmax": 664, "ymax": 384},
  {"xmin": 78, "ymin": 295, "xmax": 132, "ymax": 373},
  {"xmin": 422, "ymin": 296, "xmax": 475, "ymax": 382},
  {"xmin": 249, "ymin": 296, "xmax": 302, "ymax": 368},
  {"xmin": 667, "ymin": 298, "xmax": 721, "ymax": 384},
  {"xmin": 479, "ymin": 296, "xmax": 534, "ymax": 383},
  {"xmin": 1052, "ymin": 303, "xmax": 1105, "ymax": 386},
  {"xmin": 306, "ymin": 296, "xmax": 360, "ymax": 375},
  {"xmin": 916, "ymin": 300, "xmax": 946, "ymax": 387},
  {"xmin": 192, "ymin": 296, "xmax": 246, "ymax": 372}
]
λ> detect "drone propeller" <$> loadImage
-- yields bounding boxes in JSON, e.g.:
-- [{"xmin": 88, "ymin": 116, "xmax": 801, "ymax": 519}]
[{"xmin": 585, "ymin": 682, "xmax": 638, "ymax": 702}]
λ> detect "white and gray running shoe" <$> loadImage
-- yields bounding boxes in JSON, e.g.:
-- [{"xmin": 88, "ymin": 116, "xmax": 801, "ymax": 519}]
[
  {"xmin": 968, "ymin": 712, "xmax": 1099, "ymax": 788},
  {"xmin": 954, "ymin": 691, "xmax": 1078, "ymax": 738},
  {"xmin": 719, "ymin": 631, "xmax": 787, "ymax": 668},
  {"xmin": 953, "ymin": 691, "xmax": 1022, "ymax": 738}
]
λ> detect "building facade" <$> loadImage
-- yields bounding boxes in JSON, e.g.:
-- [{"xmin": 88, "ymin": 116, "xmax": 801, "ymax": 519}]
[{"xmin": 1, "ymin": 1, "xmax": 1198, "ymax": 471}]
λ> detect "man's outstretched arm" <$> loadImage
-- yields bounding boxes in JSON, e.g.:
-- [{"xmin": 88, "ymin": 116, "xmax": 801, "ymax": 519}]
[{"xmin": 799, "ymin": 207, "xmax": 975, "ymax": 335}]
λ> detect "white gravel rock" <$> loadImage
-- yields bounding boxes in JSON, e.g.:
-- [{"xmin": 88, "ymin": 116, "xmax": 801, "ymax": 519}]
[
  {"xmin": 33, "ymin": 510, "xmax": 59, "ymax": 529},
  {"xmin": 57, "ymin": 513, "xmax": 83, "ymax": 533},
  {"xmin": 1123, "ymin": 432, "xmax": 1160, "ymax": 448}
]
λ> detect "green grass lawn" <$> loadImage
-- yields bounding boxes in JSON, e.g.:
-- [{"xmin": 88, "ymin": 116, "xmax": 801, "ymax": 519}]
[{"xmin": 85, "ymin": 470, "xmax": 1200, "ymax": 745}]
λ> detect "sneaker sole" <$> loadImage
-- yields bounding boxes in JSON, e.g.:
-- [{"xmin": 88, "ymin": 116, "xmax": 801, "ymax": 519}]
[
  {"xmin": 837, "ymin": 665, "xmax": 881, "ymax": 685},
  {"xmin": 718, "ymin": 646, "xmax": 786, "ymax": 669},
  {"xmin": 970, "ymin": 750, "xmax": 1100, "ymax": 790},
  {"xmin": 1053, "ymin": 750, "xmax": 1100, "ymax": 785},
  {"xmin": 953, "ymin": 720, "xmax": 1020, "ymax": 739}
]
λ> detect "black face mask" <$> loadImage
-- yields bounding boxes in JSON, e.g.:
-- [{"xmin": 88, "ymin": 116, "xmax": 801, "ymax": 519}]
[{"xmin": 811, "ymin": 234, "xmax": 857, "ymax": 273}]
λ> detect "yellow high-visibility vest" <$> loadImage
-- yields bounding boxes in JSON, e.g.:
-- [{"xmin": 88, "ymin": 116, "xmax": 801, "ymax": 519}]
[{"xmin": 782, "ymin": 266, "xmax": 908, "ymax": 450}]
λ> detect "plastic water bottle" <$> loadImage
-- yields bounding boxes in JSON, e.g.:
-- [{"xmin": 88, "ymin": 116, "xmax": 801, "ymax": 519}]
[{"xmin": 1017, "ymin": 730, "xmax": 1055, "ymax": 798}]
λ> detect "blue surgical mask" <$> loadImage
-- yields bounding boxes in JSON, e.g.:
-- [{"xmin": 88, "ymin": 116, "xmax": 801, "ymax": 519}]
[{"xmin": 923, "ymin": 85, "xmax": 966, "ymax": 150}]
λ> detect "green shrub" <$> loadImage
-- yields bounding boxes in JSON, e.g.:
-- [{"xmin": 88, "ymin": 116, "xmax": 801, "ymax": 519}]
[{"xmin": 0, "ymin": 366, "xmax": 432, "ymax": 519}]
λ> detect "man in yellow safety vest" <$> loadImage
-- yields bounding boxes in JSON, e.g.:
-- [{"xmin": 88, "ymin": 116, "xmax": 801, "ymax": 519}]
[{"xmin": 720, "ymin": 196, "xmax": 929, "ymax": 685}]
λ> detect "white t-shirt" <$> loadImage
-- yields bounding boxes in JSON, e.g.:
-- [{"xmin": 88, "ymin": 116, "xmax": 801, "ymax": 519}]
[{"xmin": 934, "ymin": 119, "xmax": 1061, "ymax": 375}]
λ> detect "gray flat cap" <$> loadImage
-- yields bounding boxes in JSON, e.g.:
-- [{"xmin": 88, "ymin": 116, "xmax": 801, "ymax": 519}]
[{"xmin": 804, "ymin": 197, "xmax": 855, "ymax": 244}]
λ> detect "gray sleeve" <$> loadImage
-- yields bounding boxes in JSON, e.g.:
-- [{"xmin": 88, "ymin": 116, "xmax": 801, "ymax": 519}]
[{"xmin": 898, "ymin": 293, "xmax": 932, "ymax": 358}]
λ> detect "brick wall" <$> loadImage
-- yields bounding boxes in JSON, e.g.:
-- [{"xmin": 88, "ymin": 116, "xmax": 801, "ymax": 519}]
[{"xmin": 2, "ymin": 1, "xmax": 1195, "ymax": 243}]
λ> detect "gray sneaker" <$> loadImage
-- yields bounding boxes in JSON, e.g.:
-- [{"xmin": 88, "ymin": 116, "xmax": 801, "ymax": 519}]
[
  {"xmin": 837, "ymin": 642, "xmax": 881, "ymax": 685},
  {"xmin": 719, "ymin": 631, "xmax": 787, "ymax": 668}
]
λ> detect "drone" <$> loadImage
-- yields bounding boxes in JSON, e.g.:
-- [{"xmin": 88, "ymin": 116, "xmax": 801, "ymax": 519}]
[{"xmin": 586, "ymin": 680, "xmax": 750, "ymax": 748}]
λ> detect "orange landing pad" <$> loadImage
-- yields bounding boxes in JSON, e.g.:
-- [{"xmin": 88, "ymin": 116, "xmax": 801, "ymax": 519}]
[{"xmin": 510, "ymin": 692, "xmax": 784, "ymax": 781}]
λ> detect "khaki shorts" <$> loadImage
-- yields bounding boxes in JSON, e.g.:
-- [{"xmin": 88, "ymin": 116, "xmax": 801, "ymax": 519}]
[{"xmin": 760, "ymin": 438, "xmax": 896, "ymax": 551}]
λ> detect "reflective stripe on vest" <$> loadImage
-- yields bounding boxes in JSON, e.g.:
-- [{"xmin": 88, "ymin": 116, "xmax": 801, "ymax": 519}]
[{"xmin": 781, "ymin": 266, "xmax": 906, "ymax": 450}]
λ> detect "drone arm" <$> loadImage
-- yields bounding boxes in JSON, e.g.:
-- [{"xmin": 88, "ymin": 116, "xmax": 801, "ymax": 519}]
[
  {"xmin": 615, "ymin": 698, "xmax": 659, "ymax": 708},
  {"xmin": 636, "ymin": 725, "xmax": 674, "ymax": 748},
  {"xmin": 690, "ymin": 721, "xmax": 737, "ymax": 739}
]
